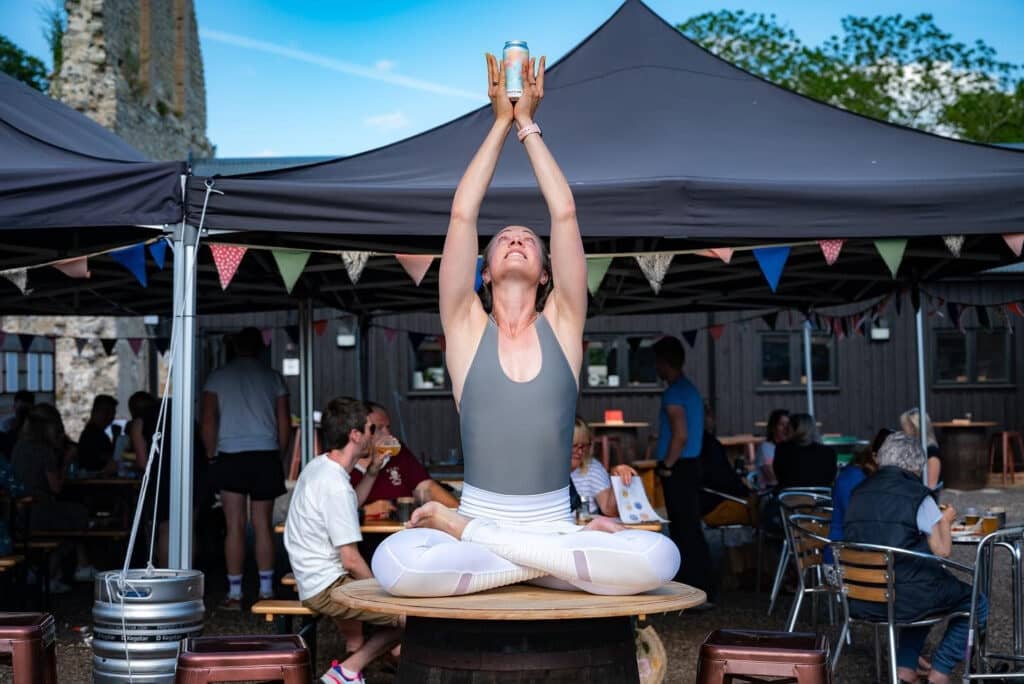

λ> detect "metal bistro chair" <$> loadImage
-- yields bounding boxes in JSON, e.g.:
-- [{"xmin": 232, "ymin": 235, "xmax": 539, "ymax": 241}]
[
  {"xmin": 829, "ymin": 541, "xmax": 973, "ymax": 683},
  {"xmin": 701, "ymin": 487, "xmax": 763, "ymax": 596},
  {"xmin": 963, "ymin": 525, "xmax": 1024, "ymax": 680},
  {"xmin": 784, "ymin": 513, "xmax": 836, "ymax": 632},
  {"xmin": 767, "ymin": 488, "xmax": 832, "ymax": 616}
]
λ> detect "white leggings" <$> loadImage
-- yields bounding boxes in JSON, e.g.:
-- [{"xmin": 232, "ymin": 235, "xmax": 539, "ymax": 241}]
[{"xmin": 371, "ymin": 518, "xmax": 680, "ymax": 597}]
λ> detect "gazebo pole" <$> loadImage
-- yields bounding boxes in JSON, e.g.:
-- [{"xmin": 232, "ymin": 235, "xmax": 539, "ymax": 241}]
[
  {"xmin": 169, "ymin": 223, "xmax": 198, "ymax": 569},
  {"xmin": 298, "ymin": 298, "xmax": 315, "ymax": 467},
  {"xmin": 915, "ymin": 304, "xmax": 929, "ymax": 485},
  {"xmin": 802, "ymin": 322, "xmax": 815, "ymax": 418}
]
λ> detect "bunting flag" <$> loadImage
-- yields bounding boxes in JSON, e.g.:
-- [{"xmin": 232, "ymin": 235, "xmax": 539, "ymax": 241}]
[
  {"xmin": 260, "ymin": 327, "xmax": 274, "ymax": 346},
  {"xmin": 272, "ymin": 250, "xmax": 310, "ymax": 294},
  {"xmin": 910, "ymin": 287, "xmax": 921, "ymax": 313},
  {"xmin": 761, "ymin": 312, "xmax": 779, "ymax": 330},
  {"xmin": 1008, "ymin": 302, "xmax": 1024, "ymax": 318},
  {"xmin": 101, "ymin": 338, "xmax": 117, "ymax": 356},
  {"xmin": 894, "ymin": 289, "xmax": 904, "ymax": 316},
  {"xmin": 284, "ymin": 325, "xmax": 300, "ymax": 345},
  {"xmin": 681, "ymin": 330, "xmax": 698, "ymax": 348},
  {"xmin": 438, "ymin": 335, "xmax": 447, "ymax": 353},
  {"xmin": 110, "ymin": 244, "xmax": 148, "ymax": 287},
  {"xmin": 832, "ymin": 318, "xmax": 844, "ymax": 339},
  {"xmin": 1004, "ymin": 234, "xmax": 1024, "ymax": 257},
  {"xmin": 128, "ymin": 338, "xmax": 144, "ymax": 356},
  {"xmin": 474, "ymin": 256, "xmax": 484, "ymax": 292},
  {"xmin": 697, "ymin": 248, "xmax": 734, "ymax": 263},
  {"xmin": 210, "ymin": 244, "xmax": 247, "ymax": 290},
  {"xmin": 383, "ymin": 328, "xmax": 398, "ymax": 343},
  {"xmin": 586, "ymin": 257, "xmax": 612, "ymax": 296},
  {"xmin": 708, "ymin": 324, "xmax": 725, "ymax": 341},
  {"xmin": 977, "ymin": 306, "xmax": 991, "ymax": 330},
  {"xmin": 17, "ymin": 334, "xmax": 34, "ymax": 352},
  {"xmin": 408, "ymin": 332, "xmax": 427, "ymax": 349},
  {"xmin": 818, "ymin": 239, "xmax": 844, "ymax": 266},
  {"xmin": 943, "ymin": 235, "xmax": 965, "ymax": 258},
  {"xmin": 74, "ymin": 337, "xmax": 89, "ymax": 355},
  {"xmin": 148, "ymin": 240, "xmax": 168, "ymax": 270},
  {"xmin": 874, "ymin": 239, "xmax": 908, "ymax": 278},
  {"xmin": 53, "ymin": 257, "xmax": 90, "ymax": 279},
  {"xmin": 1, "ymin": 269, "xmax": 29, "ymax": 294},
  {"xmin": 312, "ymin": 320, "xmax": 328, "ymax": 336},
  {"xmin": 627, "ymin": 336, "xmax": 643, "ymax": 352},
  {"xmin": 947, "ymin": 302, "xmax": 963, "ymax": 332},
  {"xmin": 752, "ymin": 246, "xmax": 790, "ymax": 292},
  {"xmin": 996, "ymin": 306, "xmax": 1012, "ymax": 333},
  {"xmin": 341, "ymin": 251, "xmax": 370, "ymax": 284},
  {"xmin": 395, "ymin": 254, "xmax": 434, "ymax": 287},
  {"xmin": 635, "ymin": 253, "xmax": 673, "ymax": 295},
  {"xmin": 154, "ymin": 337, "xmax": 171, "ymax": 355}
]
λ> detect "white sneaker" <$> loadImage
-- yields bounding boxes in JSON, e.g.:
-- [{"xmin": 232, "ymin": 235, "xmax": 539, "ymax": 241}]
[
  {"xmin": 320, "ymin": 660, "xmax": 365, "ymax": 684},
  {"xmin": 73, "ymin": 565, "xmax": 97, "ymax": 582}
]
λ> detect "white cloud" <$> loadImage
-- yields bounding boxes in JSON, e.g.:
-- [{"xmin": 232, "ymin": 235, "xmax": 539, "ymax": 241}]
[
  {"xmin": 201, "ymin": 29, "xmax": 478, "ymax": 100},
  {"xmin": 255, "ymin": 148, "xmax": 277, "ymax": 157},
  {"xmin": 375, "ymin": 59, "xmax": 396, "ymax": 72},
  {"xmin": 364, "ymin": 111, "xmax": 411, "ymax": 131}
]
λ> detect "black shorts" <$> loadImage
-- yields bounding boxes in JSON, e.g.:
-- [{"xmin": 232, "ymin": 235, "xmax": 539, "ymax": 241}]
[{"xmin": 213, "ymin": 450, "xmax": 286, "ymax": 501}]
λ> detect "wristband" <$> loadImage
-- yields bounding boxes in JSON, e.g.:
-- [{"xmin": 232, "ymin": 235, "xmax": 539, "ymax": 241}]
[{"xmin": 517, "ymin": 122, "xmax": 541, "ymax": 142}]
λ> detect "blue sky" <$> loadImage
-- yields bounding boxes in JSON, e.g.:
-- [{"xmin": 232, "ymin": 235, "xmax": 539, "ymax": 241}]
[{"xmin": 3, "ymin": 1, "xmax": 1023, "ymax": 158}]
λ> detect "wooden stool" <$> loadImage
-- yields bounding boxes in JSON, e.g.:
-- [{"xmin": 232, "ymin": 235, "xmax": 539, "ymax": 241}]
[
  {"xmin": 332, "ymin": 579, "xmax": 704, "ymax": 683},
  {"xmin": 0, "ymin": 612, "xmax": 57, "ymax": 684},
  {"xmin": 696, "ymin": 629, "xmax": 831, "ymax": 684},
  {"xmin": 175, "ymin": 634, "xmax": 311, "ymax": 683},
  {"xmin": 988, "ymin": 431, "xmax": 1024, "ymax": 485}
]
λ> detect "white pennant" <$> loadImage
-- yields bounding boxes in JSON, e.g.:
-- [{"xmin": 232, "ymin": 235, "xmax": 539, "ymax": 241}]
[
  {"xmin": 341, "ymin": 251, "xmax": 370, "ymax": 284},
  {"xmin": 635, "ymin": 253, "xmax": 673, "ymax": 295},
  {"xmin": 943, "ymin": 235, "xmax": 965, "ymax": 257},
  {"xmin": 0, "ymin": 269, "xmax": 29, "ymax": 294}
]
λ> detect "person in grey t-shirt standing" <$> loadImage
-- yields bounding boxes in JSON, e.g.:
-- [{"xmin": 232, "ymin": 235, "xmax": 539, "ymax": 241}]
[{"xmin": 201, "ymin": 327, "xmax": 290, "ymax": 610}]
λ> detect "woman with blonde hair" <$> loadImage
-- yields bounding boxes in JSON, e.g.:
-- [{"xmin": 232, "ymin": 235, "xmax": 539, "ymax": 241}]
[
  {"xmin": 569, "ymin": 417, "xmax": 637, "ymax": 518},
  {"xmin": 901, "ymin": 408, "xmax": 940, "ymax": 489}
]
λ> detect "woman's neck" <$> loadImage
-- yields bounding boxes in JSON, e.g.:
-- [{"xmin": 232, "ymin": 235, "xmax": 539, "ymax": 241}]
[{"xmin": 492, "ymin": 286, "xmax": 539, "ymax": 337}]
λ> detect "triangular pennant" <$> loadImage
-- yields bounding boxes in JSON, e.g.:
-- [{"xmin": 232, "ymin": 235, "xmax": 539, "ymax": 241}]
[
  {"xmin": 148, "ymin": 239, "xmax": 168, "ymax": 270},
  {"xmin": 341, "ymin": 251, "xmax": 370, "ymax": 284},
  {"xmin": 995, "ymin": 306, "xmax": 1011, "ymax": 332},
  {"xmin": 911, "ymin": 287, "xmax": 921, "ymax": 313},
  {"xmin": 635, "ymin": 253, "xmax": 673, "ymax": 295},
  {"xmin": 818, "ymin": 239, "xmax": 844, "ymax": 266},
  {"xmin": 261, "ymin": 327, "xmax": 274, "ymax": 346},
  {"xmin": 841, "ymin": 317, "xmax": 851, "ymax": 338},
  {"xmin": 284, "ymin": 325, "xmax": 300, "ymax": 345},
  {"xmin": 586, "ymin": 257, "xmax": 612, "ymax": 296},
  {"xmin": 977, "ymin": 306, "xmax": 992, "ymax": 330},
  {"xmin": 74, "ymin": 337, "xmax": 88, "ymax": 355},
  {"xmin": 383, "ymin": 328, "xmax": 398, "ymax": 343},
  {"xmin": 947, "ymin": 303, "xmax": 963, "ymax": 332},
  {"xmin": 832, "ymin": 318, "xmax": 843, "ymax": 338},
  {"xmin": 209, "ymin": 244, "xmax": 248, "ymax": 290},
  {"xmin": 895, "ymin": 289, "xmax": 904, "ymax": 316},
  {"xmin": 761, "ymin": 312, "xmax": 779, "ymax": 330},
  {"xmin": 110, "ymin": 244, "xmax": 148, "ymax": 287},
  {"xmin": 154, "ymin": 337, "xmax": 171, "ymax": 355},
  {"xmin": 627, "ymin": 336, "xmax": 643, "ymax": 352},
  {"xmin": 408, "ymin": 332, "xmax": 427, "ymax": 349},
  {"xmin": 752, "ymin": 246, "xmax": 790, "ymax": 292},
  {"xmin": 395, "ymin": 254, "xmax": 434, "ymax": 287},
  {"xmin": 271, "ymin": 250, "xmax": 310, "ymax": 294},
  {"xmin": 53, "ymin": 256, "xmax": 90, "ymax": 279},
  {"xmin": 1, "ymin": 269, "xmax": 29, "ymax": 294},
  {"xmin": 101, "ymin": 338, "xmax": 117, "ymax": 356},
  {"xmin": 874, "ymin": 239, "xmax": 907, "ymax": 278},
  {"xmin": 1004, "ymin": 234, "xmax": 1024, "ymax": 257},
  {"xmin": 128, "ymin": 338, "xmax": 144, "ymax": 356},
  {"xmin": 474, "ymin": 256, "xmax": 484, "ymax": 292},
  {"xmin": 438, "ymin": 335, "xmax": 446, "ymax": 353},
  {"xmin": 697, "ymin": 248, "xmax": 734, "ymax": 264},
  {"xmin": 1008, "ymin": 302, "xmax": 1024, "ymax": 318},
  {"xmin": 312, "ymin": 320, "xmax": 328, "ymax": 336},
  {"xmin": 943, "ymin": 235, "xmax": 965, "ymax": 258},
  {"xmin": 708, "ymin": 324, "xmax": 725, "ymax": 341},
  {"xmin": 18, "ymin": 334, "xmax": 35, "ymax": 352},
  {"xmin": 681, "ymin": 330, "xmax": 698, "ymax": 348}
]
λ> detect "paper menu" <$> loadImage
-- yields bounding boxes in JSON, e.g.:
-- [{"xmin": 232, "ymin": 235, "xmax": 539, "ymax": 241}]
[{"xmin": 611, "ymin": 476, "xmax": 667, "ymax": 523}]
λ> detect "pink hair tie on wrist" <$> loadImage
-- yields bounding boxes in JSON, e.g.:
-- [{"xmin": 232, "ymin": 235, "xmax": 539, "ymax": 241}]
[{"xmin": 517, "ymin": 122, "xmax": 541, "ymax": 142}]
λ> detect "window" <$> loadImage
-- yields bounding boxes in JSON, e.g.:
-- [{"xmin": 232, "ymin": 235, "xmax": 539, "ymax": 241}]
[
  {"xmin": 410, "ymin": 338, "xmax": 447, "ymax": 390},
  {"xmin": 934, "ymin": 329, "xmax": 1012, "ymax": 386},
  {"xmin": 759, "ymin": 331, "xmax": 837, "ymax": 389},
  {"xmin": 1, "ymin": 347, "xmax": 56, "ymax": 395},
  {"xmin": 582, "ymin": 335, "xmax": 661, "ymax": 390}
]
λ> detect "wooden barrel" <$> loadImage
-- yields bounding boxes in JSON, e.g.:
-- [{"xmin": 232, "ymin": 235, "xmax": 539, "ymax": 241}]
[
  {"xmin": 397, "ymin": 615, "xmax": 638, "ymax": 683},
  {"xmin": 937, "ymin": 426, "xmax": 989, "ymax": 490}
]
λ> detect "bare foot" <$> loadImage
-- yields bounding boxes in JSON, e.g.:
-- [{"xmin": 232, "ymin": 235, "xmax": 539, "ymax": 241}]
[
  {"xmin": 584, "ymin": 516, "xmax": 625, "ymax": 533},
  {"xmin": 409, "ymin": 502, "xmax": 470, "ymax": 539}
]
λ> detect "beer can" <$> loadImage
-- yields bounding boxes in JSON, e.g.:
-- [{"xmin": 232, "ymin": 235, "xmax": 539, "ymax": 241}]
[{"xmin": 503, "ymin": 40, "xmax": 529, "ymax": 101}]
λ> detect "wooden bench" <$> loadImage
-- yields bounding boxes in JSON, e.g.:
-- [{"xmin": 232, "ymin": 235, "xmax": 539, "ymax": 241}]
[
  {"xmin": 281, "ymin": 573, "xmax": 297, "ymax": 591},
  {"xmin": 251, "ymin": 599, "xmax": 319, "ymax": 668},
  {"xmin": 332, "ymin": 579, "xmax": 704, "ymax": 682}
]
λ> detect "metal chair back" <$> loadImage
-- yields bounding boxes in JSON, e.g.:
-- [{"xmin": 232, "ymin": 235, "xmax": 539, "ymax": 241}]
[{"xmin": 963, "ymin": 525, "xmax": 1024, "ymax": 680}]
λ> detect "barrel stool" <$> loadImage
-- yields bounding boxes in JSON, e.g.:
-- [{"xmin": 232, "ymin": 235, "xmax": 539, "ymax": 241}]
[
  {"xmin": 0, "ymin": 612, "xmax": 58, "ymax": 684},
  {"xmin": 989, "ymin": 431, "xmax": 1024, "ymax": 485},
  {"xmin": 696, "ymin": 629, "xmax": 831, "ymax": 684},
  {"xmin": 332, "ymin": 579, "xmax": 705, "ymax": 683},
  {"xmin": 174, "ymin": 634, "xmax": 311, "ymax": 683}
]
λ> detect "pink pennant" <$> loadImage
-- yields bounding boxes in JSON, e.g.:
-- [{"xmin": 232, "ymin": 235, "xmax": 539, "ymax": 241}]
[
  {"xmin": 128, "ymin": 338, "xmax": 144, "ymax": 356},
  {"xmin": 209, "ymin": 244, "xmax": 248, "ymax": 290},
  {"xmin": 53, "ymin": 256, "xmax": 90, "ymax": 279},
  {"xmin": 697, "ymin": 248, "xmax": 734, "ymax": 264},
  {"xmin": 1004, "ymin": 234, "xmax": 1024, "ymax": 257},
  {"xmin": 261, "ymin": 327, "xmax": 273, "ymax": 346},
  {"xmin": 438, "ymin": 335, "xmax": 446, "ymax": 353},
  {"xmin": 395, "ymin": 254, "xmax": 434, "ymax": 286},
  {"xmin": 708, "ymin": 324, "xmax": 725, "ymax": 341},
  {"xmin": 1008, "ymin": 303, "xmax": 1024, "ymax": 318},
  {"xmin": 383, "ymin": 328, "xmax": 398, "ymax": 343},
  {"xmin": 312, "ymin": 320, "xmax": 328, "ymax": 336},
  {"xmin": 819, "ymin": 239, "xmax": 845, "ymax": 266}
]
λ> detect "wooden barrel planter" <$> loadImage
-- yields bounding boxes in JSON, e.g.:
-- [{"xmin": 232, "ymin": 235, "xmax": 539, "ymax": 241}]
[
  {"xmin": 935, "ymin": 423, "xmax": 996, "ymax": 491},
  {"xmin": 332, "ymin": 579, "xmax": 705, "ymax": 684}
]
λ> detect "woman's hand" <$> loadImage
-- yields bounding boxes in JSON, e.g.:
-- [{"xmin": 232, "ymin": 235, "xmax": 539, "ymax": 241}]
[
  {"xmin": 610, "ymin": 464, "xmax": 637, "ymax": 486},
  {"xmin": 514, "ymin": 56, "xmax": 545, "ymax": 126},
  {"xmin": 486, "ymin": 53, "xmax": 513, "ymax": 124}
]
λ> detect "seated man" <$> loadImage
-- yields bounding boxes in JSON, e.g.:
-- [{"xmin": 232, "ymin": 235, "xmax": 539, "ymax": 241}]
[
  {"xmin": 698, "ymin": 403, "xmax": 752, "ymax": 527},
  {"xmin": 77, "ymin": 394, "xmax": 118, "ymax": 474},
  {"xmin": 350, "ymin": 402, "xmax": 458, "ymax": 518},
  {"xmin": 284, "ymin": 397, "xmax": 403, "ymax": 684},
  {"xmin": 845, "ymin": 432, "xmax": 987, "ymax": 684}
]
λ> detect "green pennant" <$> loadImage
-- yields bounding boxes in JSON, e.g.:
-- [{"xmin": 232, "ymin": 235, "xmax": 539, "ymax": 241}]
[
  {"xmin": 272, "ymin": 250, "xmax": 311, "ymax": 294},
  {"xmin": 874, "ymin": 239, "xmax": 908, "ymax": 278},
  {"xmin": 586, "ymin": 257, "xmax": 612, "ymax": 296}
]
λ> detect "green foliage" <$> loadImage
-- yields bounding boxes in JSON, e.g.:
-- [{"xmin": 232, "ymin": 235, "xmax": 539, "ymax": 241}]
[
  {"xmin": 38, "ymin": 0, "xmax": 66, "ymax": 77},
  {"xmin": 0, "ymin": 34, "xmax": 48, "ymax": 91},
  {"xmin": 677, "ymin": 10, "xmax": 1023, "ymax": 142}
]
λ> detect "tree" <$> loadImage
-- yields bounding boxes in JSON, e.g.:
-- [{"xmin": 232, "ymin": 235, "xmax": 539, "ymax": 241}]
[
  {"xmin": 677, "ymin": 11, "xmax": 1023, "ymax": 142},
  {"xmin": 0, "ymin": 35, "xmax": 48, "ymax": 91}
]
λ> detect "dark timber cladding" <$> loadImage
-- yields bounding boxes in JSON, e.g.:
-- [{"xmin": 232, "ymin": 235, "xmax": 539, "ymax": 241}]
[{"xmin": 196, "ymin": 279, "xmax": 1024, "ymax": 467}]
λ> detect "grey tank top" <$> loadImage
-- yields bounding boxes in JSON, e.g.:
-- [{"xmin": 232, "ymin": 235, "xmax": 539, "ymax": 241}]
[{"xmin": 459, "ymin": 314, "xmax": 578, "ymax": 495}]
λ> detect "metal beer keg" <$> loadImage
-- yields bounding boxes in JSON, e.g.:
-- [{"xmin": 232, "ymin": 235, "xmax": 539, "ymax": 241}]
[{"xmin": 92, "ymin": 569, "xmax": 204, "ymax": 683}]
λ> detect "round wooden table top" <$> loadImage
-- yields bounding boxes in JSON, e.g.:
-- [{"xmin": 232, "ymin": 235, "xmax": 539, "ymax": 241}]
[
  {"xmin": 331, "ymin": 579, "xmax": 705, "ymax": 620},
  {"xmin": 933, "ymin": 421, "xmax": 997, "ymax": 428}
]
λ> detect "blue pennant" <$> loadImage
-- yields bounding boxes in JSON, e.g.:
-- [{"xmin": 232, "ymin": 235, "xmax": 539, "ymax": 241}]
[
  {"xmin": 752, "ymin": 246, "xmax": 790, "ymax": 293},
  {"xmin": 110, "ymin": 244, "xmax": 148, "ymax": 287},
  {"xmin": 474, "ymin": 256, "xmax": 484, "ymax": 292},
  {"xmin": 148, "ymin": 240, "xmax": 168, "ymax": 270}
]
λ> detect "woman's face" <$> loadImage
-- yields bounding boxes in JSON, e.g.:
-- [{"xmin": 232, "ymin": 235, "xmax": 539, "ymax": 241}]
[
  {"xmin": 570, "ymin": 428, "xmax": 591, "ymax": 471},
  {"xmin": 484, "ymin": 226, "xmax": 548, "ymax": 287},
  {"xmin": 773, "ymin": 415, "xmax": 791, "ymax": 443}
]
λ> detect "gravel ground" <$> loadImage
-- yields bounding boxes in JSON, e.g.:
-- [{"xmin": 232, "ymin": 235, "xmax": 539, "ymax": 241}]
[{"xmin": 3, "ymin": 486, "xmax": 1022, "ymax": 683}]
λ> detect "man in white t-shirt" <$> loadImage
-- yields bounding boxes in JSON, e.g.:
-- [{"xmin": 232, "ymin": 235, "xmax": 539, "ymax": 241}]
[{"xmin": 285, "ymin": 397, "xmax": 402, "ymax": 684}]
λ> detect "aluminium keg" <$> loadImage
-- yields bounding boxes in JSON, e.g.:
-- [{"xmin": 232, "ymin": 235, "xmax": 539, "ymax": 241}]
[{"xmin": 92, "ymin": 569, "xmax": 204, "ymax": 683}]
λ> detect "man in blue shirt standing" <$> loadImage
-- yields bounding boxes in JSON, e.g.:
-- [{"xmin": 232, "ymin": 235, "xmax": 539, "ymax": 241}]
[{"xmin": 653, "ymin": 336, "xmax": 712, "ymax": 595}]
